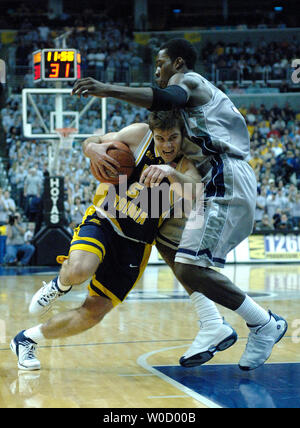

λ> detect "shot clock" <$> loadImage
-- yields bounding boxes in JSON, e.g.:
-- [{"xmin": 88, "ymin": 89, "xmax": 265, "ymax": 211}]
[{"xmin": 33, "ymin": 49, "xmax": 81, "ymax": 82}]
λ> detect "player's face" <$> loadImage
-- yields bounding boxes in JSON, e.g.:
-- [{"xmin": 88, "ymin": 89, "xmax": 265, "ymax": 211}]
[
  {"xmin": 155, "ymin": 49, "xmax": 176, "ymax": 88},
  {"xmin": 153, "ymin": 125, "xmax": 182, "ymax": 163}
]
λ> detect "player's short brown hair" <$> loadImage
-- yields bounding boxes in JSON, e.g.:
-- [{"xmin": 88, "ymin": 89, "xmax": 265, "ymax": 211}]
[{"xmin": 148, "ymin": 110, "xmax": 185, "ymax": 134}]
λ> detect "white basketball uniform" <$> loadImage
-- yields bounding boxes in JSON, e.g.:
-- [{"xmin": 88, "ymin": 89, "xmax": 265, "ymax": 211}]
[{"xmin": 157, "ymin": 72, "xmax": 257, "ymax": 268}]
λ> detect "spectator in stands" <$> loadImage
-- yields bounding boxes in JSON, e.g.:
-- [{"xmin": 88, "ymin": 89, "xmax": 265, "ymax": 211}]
[
  {"xmin": 106, "ymin": 51, "xmax": 117, "ymax": 82},
  {"xmin": 258, "ymin": 119, "xmax": 270, "ymax": 137},
  {"xmin": 272, "ymin": 208, "xmax": 283, "ymax": 229},
  {"xmin": 26, "ymin": 190, "xmax": 42, "ymax": 225},
  {"xmin": 249, "ymin": 151, "xmax": 263, "ymax": 175},
  {"xmin": 130, "ymin": 52, "xmax": 144, "ymax": 82},
  {"xmin": 290, "ymin": 192, "xmax": 300, "ymax": 229},
  {"xmin": 0, "ymin": 187, "xmax": 10, "ymax": 225},
  {"xmin": 24, "ymin": 222, "xmax": 35, "ymax": 245},
  {"xmin": 288, "ymin": 183, "xmax": 298, "ymax": 199},
  {"xmin": 86, "ymin": 48, "xmax": 97, "ymax": 76},
  {"xmin": 3, "ymin": 212, "xmax": 35, "ymax": 266},
  {"xmin": 267, "ymin": 124, "xmax": 281, "ymax": 139},
  {"xmin": 14, "ymin": 164, "xmax": 27, "ymax": 209},
  {"xmin": 279, "ymin": 158, "xmax": 296, "ymax": 185},
  {"xmin": 95, "ymin": 48, "xmax": 106, "ymax": 81},
  {"xmin": 70, "ymin": 196, "xmax": 86, "ymax": 227},
  {"xmin": 2, "ymin": 112, "xmax": 15, "ymax": 133},
  {"xmin": 276, "ymin": 189, "xmax": 290, "ymax": 213},
  {"xmin": 274, "ymin": 213, "xmax": 294, "ymax": 232},
  {"xmin": 266, "ymin": 192, "xmax": 280, "ymax": 221},
  {"xmin": 23, "ymin": 167, "xmax": 42, "ymax": 217},
  {"xmin": 255, "ymin": 187, "xmax": 267, "ymax": 228},
  {"xmin": 109, "ymin": 109, "xmax": 123, "ymax": 128},
  {"xmin": 6, "ymin": 126, "xmax": 21, "ymax": 147},
  {"xmin": 3, "ymin": 190, "xmax": 16, "ymax": 215},
  {"xmin": 71, "ymin": 183, "xmax": 84, "ymax": 203},
  {"xmin": 255, "ymin": 214, "xmax": 274, "ymax": 231},
  {"xmin": 269, "ymin": 158, "xmax": 283, "ymax": 182}
]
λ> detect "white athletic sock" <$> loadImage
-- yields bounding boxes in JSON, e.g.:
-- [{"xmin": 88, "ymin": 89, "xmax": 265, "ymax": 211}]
[
  {"xmin": 56, "ymin": 276, "xmax": 72, "ymax": 292},
  {"xmin": 235, "ymin": 295, "xmax": 270, "ymax": 326},
  {"xmin": 24, "ymin": 324, "xmax": 45, "ymax": 343},
  {"xmin": 190, "ymin": 292, "xmax": 223, "ymax": 329}
]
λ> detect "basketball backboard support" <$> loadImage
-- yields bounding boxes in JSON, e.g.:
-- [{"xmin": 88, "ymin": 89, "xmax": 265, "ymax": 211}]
[{"xmin": 22, "ymin": 88, "xmax": 107, "ymax": 140}]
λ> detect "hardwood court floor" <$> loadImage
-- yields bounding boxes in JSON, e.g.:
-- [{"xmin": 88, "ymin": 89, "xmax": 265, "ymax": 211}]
[{"xmin": 0, "ymin": 263, "xmax": 299, "ymax": 408}]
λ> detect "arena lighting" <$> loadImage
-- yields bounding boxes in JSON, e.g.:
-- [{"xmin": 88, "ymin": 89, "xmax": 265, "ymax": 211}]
[
  {"xmin": 173, "ymin": 8, "xmax": 182, "ymax": 13},
  {"xmin": 274, "ymin": 6, "xmax": 283, "ymax": 11}
]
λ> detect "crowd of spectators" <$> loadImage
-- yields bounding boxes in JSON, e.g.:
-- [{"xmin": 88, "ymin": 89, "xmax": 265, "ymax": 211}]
[
  {"xmin": 202, "ymin": 38, "xmax": 300, "ymax": 85},
  {"xmin": 5, "ymin": 11, "xmax": 299, "ymax": 92},
  {"xmin": 6, "ymin": 12, "xmax": 147, "ymax": 89},
  {"xmin": 245, "ymin": 102, "xmax": 300, "ymax": 231},
  {"xmin": 1, "ymin": 92, "xmax": 300, "ymax": 249},
  {"xmin": 0, "ymin": 11, "xmax": 300, "ymax": 265}
]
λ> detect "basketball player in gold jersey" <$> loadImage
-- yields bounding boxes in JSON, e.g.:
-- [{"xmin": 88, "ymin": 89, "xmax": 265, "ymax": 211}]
[
  {"xmin": 71, "ymin": 38, "xmax": 287, "ymax": 372},
  {"xmin": 10, "ymin": 111, "xmax": 207, "ymax": 371}
]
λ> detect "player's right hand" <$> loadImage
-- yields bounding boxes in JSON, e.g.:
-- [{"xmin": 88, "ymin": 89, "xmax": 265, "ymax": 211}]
[
  {"xmin": 71, "ymin": 77, "xmax": 108, "ymax": 98},
  {"xmin": 86, "ymin": 142, "xmax": 120, "ymax": 180}
]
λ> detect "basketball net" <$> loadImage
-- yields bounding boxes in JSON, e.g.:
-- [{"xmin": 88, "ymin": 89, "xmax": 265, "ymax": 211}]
[
  {"xmin": 48, "ymin": 127, "xmax": 78, "ymax": 176},
  {"xmin": 55, "ymin": 127, "xmax": 78, "ymax": 151}
]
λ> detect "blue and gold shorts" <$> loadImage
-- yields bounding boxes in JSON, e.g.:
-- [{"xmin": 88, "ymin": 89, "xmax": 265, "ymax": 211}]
[{"xmin": 59, "ymin": 206, "xmax": 152, "ymax": 306}]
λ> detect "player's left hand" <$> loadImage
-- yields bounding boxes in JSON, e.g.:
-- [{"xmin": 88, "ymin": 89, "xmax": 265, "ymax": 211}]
[
  {"xmin": 71, "ymin": 77, "xmax": 109, "ymax": 98},
  {"xmin": 140, "ymin": 165, "xmax": 175, "ymax": 187}
]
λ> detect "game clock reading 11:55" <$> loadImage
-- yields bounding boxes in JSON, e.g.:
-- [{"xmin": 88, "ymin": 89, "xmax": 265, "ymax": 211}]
[{"xmin": 33, "ymin": 49, "xmax": 81, "ymax": 82}]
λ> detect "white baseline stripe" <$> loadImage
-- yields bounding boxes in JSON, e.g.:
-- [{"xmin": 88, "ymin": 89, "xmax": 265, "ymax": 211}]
[
  {"xmin": 118, "ymin": 373, "xmax": 156, "ymax": 377},
  {"xmin": 148, "ymin": 395, "xmax": 188, "ymax": 399},
  {"xmin": 137, "ymin": 345, "xmax": 222, "ymax": 409}
]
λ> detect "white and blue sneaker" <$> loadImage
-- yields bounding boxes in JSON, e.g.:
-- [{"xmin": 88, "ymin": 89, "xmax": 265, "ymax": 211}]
[
  {"xmin": 180, "ymin": 320, "xmax": 238, "ymax": 368},
  {"xmin": 239, "ymin": 311, "xmax": 288, "ymax": 371},
  {"xmin": 10, "ymin": 330, "xmax": 40, "ymax": 371},
  {"xmin": 29, "ymin": 277, "xmax": 71, "ymax": 316}
]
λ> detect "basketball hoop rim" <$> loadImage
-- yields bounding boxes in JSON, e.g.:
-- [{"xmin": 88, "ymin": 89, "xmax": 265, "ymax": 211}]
[{"xmin": 55, "ymin": 127, "xmax": 78, "ymax": 138}]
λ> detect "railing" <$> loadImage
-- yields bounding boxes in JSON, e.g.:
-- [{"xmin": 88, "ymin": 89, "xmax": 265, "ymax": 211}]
[
  {"xmin": 9, "ymin": 63, "xmax": 299, "ymax": 92},
  {"xmin": 212, "ymin": 66, "xmax": 296, "ymax": 86}
]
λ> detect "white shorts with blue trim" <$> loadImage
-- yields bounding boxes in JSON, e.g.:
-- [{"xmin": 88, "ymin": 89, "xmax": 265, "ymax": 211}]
[{"xmin": 157, "ymin": 154, "xmax": 257, "ymax": 268}]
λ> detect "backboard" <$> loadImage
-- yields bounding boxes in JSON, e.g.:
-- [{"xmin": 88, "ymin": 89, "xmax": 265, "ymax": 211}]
[{"xmin": 22, "ymin": 88, "xmax": 107, "ymax": 140}]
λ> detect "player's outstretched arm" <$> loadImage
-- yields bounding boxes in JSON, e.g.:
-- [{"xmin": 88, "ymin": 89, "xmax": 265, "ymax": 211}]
[
  {"xmin": 72, "ymin": 77, "xmax": 153, "ymax": 109},
  {"xmin": 72, "ymin": 77, "xmax": 189, "ymax": 111}
]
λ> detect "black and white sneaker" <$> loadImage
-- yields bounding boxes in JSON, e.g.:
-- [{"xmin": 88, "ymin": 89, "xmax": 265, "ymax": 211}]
[
  {"xmin": 179, "ymin": 320, "xmax": 238, "ymax": 368},
  {"xmin": 10, "ymin": 330, "xmax": 41, "ymax": 371}
]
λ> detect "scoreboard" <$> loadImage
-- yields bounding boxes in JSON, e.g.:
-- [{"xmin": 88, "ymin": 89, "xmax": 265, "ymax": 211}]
[{"xmin": 33, "ymin": 49, "xmax": 81, "ymax": 82}]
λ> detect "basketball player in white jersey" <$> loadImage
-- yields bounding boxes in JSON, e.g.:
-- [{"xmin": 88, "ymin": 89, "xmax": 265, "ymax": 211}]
[{"xmin": 72, "ymin": 38, "xmax": 288, "ymax": 371}]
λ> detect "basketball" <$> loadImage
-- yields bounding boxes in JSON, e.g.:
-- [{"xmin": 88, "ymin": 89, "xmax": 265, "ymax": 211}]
[{"xmin": 90, "ymin": 141, "xmax": 135, "ymax": 184}]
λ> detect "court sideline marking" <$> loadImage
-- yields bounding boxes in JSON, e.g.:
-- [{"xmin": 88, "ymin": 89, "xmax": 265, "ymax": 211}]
[{"xmin": 137, "ymin": 345, "xmax": 222, "ymax": 408}]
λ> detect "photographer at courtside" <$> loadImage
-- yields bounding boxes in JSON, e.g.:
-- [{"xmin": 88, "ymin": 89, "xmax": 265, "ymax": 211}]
[{"xmin": 3, "ymin": 212, "xmax": 35, "ymax": 266}]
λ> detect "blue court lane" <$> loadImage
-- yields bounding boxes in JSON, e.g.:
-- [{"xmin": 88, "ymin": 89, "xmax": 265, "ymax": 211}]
[{"xmin": 154, "ymin": 363, "xmax": 300, "ymax": 408}]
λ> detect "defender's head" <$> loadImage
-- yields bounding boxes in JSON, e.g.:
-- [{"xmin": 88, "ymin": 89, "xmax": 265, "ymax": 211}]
[{"xmin": 155, "ymin": 38, "xmax": 197, "ymax": 88}]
